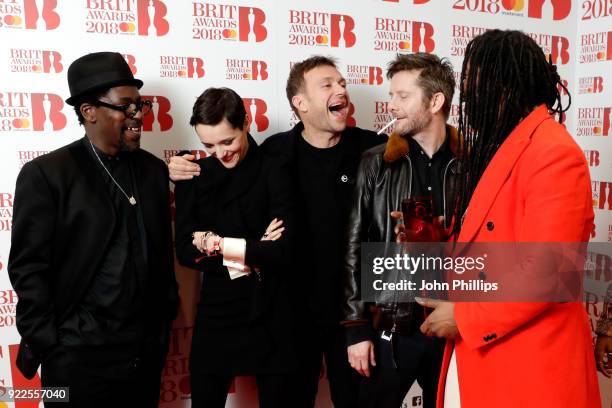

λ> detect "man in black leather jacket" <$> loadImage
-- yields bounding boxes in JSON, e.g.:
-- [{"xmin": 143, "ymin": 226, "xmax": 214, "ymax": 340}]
[{"xmin": 342, "ymin": 53, "xmax": 458, "ymax": 408}]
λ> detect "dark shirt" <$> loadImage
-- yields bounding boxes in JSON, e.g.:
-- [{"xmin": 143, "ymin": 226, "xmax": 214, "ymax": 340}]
[
  {"xmin": 407, "ymin": 134, "xmax": 454, "ymax": 216},
  {"xmin": 59, "ymin": 137, "xmax": 147, "ymax": 346}
]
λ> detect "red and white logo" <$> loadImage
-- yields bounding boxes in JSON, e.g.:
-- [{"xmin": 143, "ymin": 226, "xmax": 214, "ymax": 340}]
[
  {"xmin": 18, "ymin": 150, "xmax": 48, "ymax": 169},
  {"xmin": 579, "ymin": 76, "xmax": 604, "ymax": 94},
  {"xmin": 0, "ymin": 92, "xmax": 66, "ymax": 132},
  {"xmin": 192, "ymin": 2, "xmax": 267, "ymax": 42},
  {"xmin": 583, "ymin": 149, "xmax": 600, "ymax": 167},
  {"xmin": 122, "ymin": 53, "xmax": 138, "ymax": 74},
  {"xmin": 346, "ymin": 65, "xmax": 383, "ymax": 86},
  {"xmin": 452, "ymin": 0, "xmax": 571, "ymax": 21},
  {"xmin": 225, "ymin": 59, "xmax": 268, "ymax": 81},
  {"xmin": 592, "ymin": 181, "xmax": 612, "ymax": 210},
  {"xmin": 374, "ymin": 18, "xmax": 435, "ymax": 53},
  {"xmin": 9, "ymin": 48, "xmax": 62, "ymax": 73},
  {"xmin": 450, "ymin": 25, "xmax": 489, "ymax": 57},
  {"xmin": 0, "ymin": 289, "xmax": 17, "ymax": 328},
  {"xmin": 449, "ymin": 104, "xmax": 461, "ymax": 127},
  {"xmin": 373, "ymin": 101, "xmax": 394, "ymax": 132},
  {"xmin": 579, "ymin": 31, "xmax": 612, "ymax": 63},
  {"xmin": 526, "ymin": 31, "xmax": 570, "ymax": 65},
  {"xmin": 576, "ymin": 107, "xmax": 612, "ymax": 136},
  {"xmin": 160, "ymin": 326, "xmax": 194, "ymax": 403},
  {"xmin": 0, "ymin": 193, "xmax": 13, "ymax": 232},
  {"xmin": 160, "ymin": 56, "xmax": 205, "ymax": 78},
  {"xmin": 85, "ymin": 0, "xmax": 169, "ymax": 36},
  {"xmin": 288, "ymin": 10, "xmax": 356, "ymax": 48},
  {"xmin": 242, "ymin": 98, "xmax": 269, "ymax": 133},
  {"xmin": 142, "ymin": 95, "xmax": 173, "ymax": 132},
  {"xmin": 0, "ymin": 0, "xmax": 60, "ymax": 30}
]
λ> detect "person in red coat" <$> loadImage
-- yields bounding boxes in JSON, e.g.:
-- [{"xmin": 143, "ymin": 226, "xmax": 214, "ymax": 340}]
[{"xmin": 414, "ymin": 30, "xmax": 602, "ymax": 407}]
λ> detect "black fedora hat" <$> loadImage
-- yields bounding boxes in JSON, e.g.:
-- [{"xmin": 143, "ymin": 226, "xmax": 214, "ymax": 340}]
[{"xmin": 65, "ymin": 52, "xmax": 143, "ymax": 106}]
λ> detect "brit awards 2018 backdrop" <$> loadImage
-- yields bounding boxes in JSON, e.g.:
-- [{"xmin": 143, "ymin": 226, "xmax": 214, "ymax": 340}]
[{"xmin": 0, "ymin": 0, "xmax": 610, "ymax": 407}]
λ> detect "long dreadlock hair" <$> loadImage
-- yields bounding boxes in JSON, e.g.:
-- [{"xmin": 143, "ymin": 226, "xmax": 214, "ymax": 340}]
[{"xmin": 452, "ymin": 29, "xmax": 571, "ymax": 239}]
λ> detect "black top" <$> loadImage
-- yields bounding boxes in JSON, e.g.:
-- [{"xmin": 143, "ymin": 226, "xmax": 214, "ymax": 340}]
[
  {"xmin": 263, "ymin": 123, "xmax": 386, "ymax": 326},
  {"xmin": 407, "ymin": 134, "xmax": 454, "ymax": 216},
  {"xmin": 59, "ymin": 137, "xmax": 147, "ymax": 346},
  {"xmin": 174, "ymin": 135, "xmax": 296, "ymax": 374}
]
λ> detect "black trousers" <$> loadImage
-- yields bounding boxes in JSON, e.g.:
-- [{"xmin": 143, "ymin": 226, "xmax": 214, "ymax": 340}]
[
  {"xmin": 288, "ymin": 324, "xmax": 362, "ymax": 408},
  {"xmin": 40, "ymin": 343, "xmax": 166, "ymax": 408},
  {"xmin": 190, "ymin": 373, "xmax": 289, "ymax": 408},
  {"xmin": 358, "ymin": 331, "xmax": 444, "ymax": 408}
]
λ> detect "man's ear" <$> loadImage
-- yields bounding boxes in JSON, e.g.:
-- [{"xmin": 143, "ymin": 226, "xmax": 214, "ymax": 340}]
[
  {"xmin": 80, "ymin": 103, "xmax": 97, "ymax": 124},
  {"xmin": 430, "ymin": 92, "xmax": 445, "ymax": 116},
  {"xmin": 292, "ymin": 94, "xmax": 307, "ymax": 115}
]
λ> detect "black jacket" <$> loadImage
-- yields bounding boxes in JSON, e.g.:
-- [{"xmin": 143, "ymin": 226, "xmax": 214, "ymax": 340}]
[
  {"xmin": 8, "ymin": 138, "xmax": 179, "ymax": 365},
  {"xmin": 342, "ymin": 126, "xmax": 459, "ymax": 345},
  {"xmin": 174, "ymin": 135, "xmax": 297, "ymax": 374}
]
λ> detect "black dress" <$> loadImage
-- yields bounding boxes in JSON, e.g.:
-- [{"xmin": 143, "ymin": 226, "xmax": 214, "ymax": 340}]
[{"xmin": 174, "ymin": 135, "xmax": 296, "ymax": 375}]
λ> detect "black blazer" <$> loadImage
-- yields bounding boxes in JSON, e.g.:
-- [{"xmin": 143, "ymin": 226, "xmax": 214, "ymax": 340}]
[
  {"xmin": 8, "ymin": 138, "xmax": 179, "ymax": 359},
  {"xmin": 174, "ymin": 135, "xmax": 296, "ymax": 374}
]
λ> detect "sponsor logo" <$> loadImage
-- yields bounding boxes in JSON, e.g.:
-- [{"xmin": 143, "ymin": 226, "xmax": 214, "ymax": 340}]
[
  {"xmin": 160, "ymin": 56, "xmax": 205, "ymax": 78},
  {"xmin": 192, "ymin": 2, "xmax": 267, "ymax": 42},
  {"xmin": 346, "ymin": 65, "xmax": 383, "ymax": 85},
  {"xmin": 85, "ymin": 0, "xmax": 169, "ymax": 36},
  {"xmin": 142, "ymin": 95, "xmax": 173, "ymax": 132},
  {"xmin": 8, "ymin": 48, "xmax": 62, "ymax": 73},
  {"xmin": 374, "ymin": 17, "xmax": 435, "ymax": 53},
  {"xmin": 0, "ymin": 0, "xmax": 60, "ymax": 30},
  {"xmin": 288, "ymin": 9, "xmax": 356, "ymax": 48},
  {"xmin": 242, "ymin": 98, "xmax": 269, "ymax": 133},
  {"xmin": 579, "ymin": 31, "xmax": 612, "ymax": 63},
  {"xmin": 592, "ymin": 181, "xmax": 612, "ymax": 210},
  {"xmin": 583, "ymin": 150, "xmax": 600, "ymax": 167},
  {"xmin": 18, "ymin": 150, "xmax": 48, "ymax": 168},
  {"xmin": 225, "ymin": 59, "xmax": 268, "ymax": 80},
  {"xmin": 0, "ymin": 92, "xmax": 66, "ymax": 132},
  {"xmin": 452, "ymin": 0, "xmax": 571, "ymax": 20},
  {"xmin": 576, "ymin": 107, "xmax": 612, "ymax": 136},
  {"xmin": 0, "ymin": 193, "xmax": 13, "ymax": 232},
  {"xmin": 578, "ymin": 76, "xmax": 604, "ymax": 94}
]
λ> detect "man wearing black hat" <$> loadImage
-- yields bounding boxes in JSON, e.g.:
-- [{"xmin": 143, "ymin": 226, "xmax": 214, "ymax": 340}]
[{"xmin": 8, "ymin": 52, "xmax": 179, "ymax": 407}]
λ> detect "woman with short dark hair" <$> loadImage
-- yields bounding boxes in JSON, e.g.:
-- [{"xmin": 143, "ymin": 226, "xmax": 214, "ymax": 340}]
[{"xmin": 174, "ymin": 87, "xmax": 296, "ymax": 407}]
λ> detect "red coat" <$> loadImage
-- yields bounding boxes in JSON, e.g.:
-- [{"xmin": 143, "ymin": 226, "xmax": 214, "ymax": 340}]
[{"xmin": 438, "ymin": 105, "xmax": 601, "ymax": 407}]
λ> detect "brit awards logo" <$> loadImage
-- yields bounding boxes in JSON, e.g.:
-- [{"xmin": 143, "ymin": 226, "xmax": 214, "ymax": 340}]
[
  {"xmin": 449, "ymin": 104, "xmax": 461, "ymax": 126},
  {"xmin": 288, "ymin": 10, "xmax": 356, "ymax": 48},
  {"xmin": 592, "ymin": 181, "xmax": 612, "ymax": 210},
  {"xmin": 242, "ymin": 98, "xmax": 269, "ymax": 133},
  {"xmin": 374, "ymin": 101, "xmax": 393, "ymax": 132},
  {"xmin": 160, "ymin": 56, "xmax": 205, "ymax": 78},
  {"xmin": 225, "ymin": 59, "xmax": 268, "ymax": 81},
  {"xmin": 18, "ymin": 150, "xmax": 48, "ymax": 169},
  {"xmin": 85, "ymin": 0, "xmax": 169, "ymax": 36},
  {"xmin": 163, "ymin": 150, "xmax": 207, "ymax": 165},
  {"xmin": 122, "ymin": 53, "xmax": 138, "ymax": 74},
  {"xmin": 450, "ymin": 25, "xmax": 489, "ymax": 56},
  {"xmin": 583, "ymin": 149, "xmax": 600, "ymax": 167},
  {"xmin": 0, "ymin": 92, "xmax": 66, "ymax": 131},
  {"xmin": 579, "ymin": 76, "xmax": 604, "ymax": 94},
  {"xmin": 0, "ymin": 288, "xmax": 17, "ymax": 328},
  {"xmin": 0, "ymin": 0, "xmax": 60, "ymax": 30},
  {"xmin": 526, "ymin": 31, "xmax": 570, "ymax": 65},
  {"xmin": 579, "ymin": 31, "xmax": 611, "ymax": 63},
  {"xmin": 576, "ymin": 107, "xmax": 612, "ymax": 136},
  {"xmin": 581, "ymin": 0, "xmax": 612, "ymax": 20},
  {"xmin": 0, "ymin": 193, "xmax": 13, "ymax": 232},
  {"xmin": 452, "ymin": 0, "xmax": 571, "ymax": 20},
  {"xmin": 8, "ymin": 48, "xmax": 62, "ymax": 73},
  {"xmin": 374, "ymin": 17, "xmax": 434, "ymax": 53},
  {"xmin": 346, "ymin": 65, "xmax": 383, "ymax": 85},
  {"xmin": 142, "ymin": 95, "xmax": 173, "ymax": 132},
  {"xmin": 192, "ymin": 2, "xmax": 267, "ymax": 42}
]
